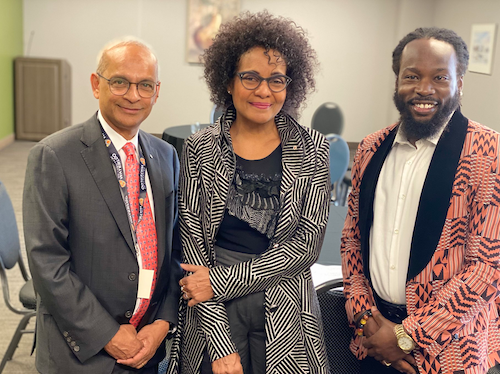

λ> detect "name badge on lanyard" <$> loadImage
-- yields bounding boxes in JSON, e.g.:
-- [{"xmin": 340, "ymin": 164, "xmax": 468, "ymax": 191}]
[{"xmin": 138, "ymin": 268, "xmax": 154, "ymax": 299}]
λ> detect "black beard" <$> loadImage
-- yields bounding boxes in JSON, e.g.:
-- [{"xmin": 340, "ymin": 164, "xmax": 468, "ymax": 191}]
[{"xmin": 393, "ymin": 90, "xmax": 460, "ymax": 141}]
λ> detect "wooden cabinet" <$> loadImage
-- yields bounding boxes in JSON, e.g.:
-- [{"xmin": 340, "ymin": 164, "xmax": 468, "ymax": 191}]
[{"xmin": 15, "ymin": 57, "xmax": 71, "ymax": 141}]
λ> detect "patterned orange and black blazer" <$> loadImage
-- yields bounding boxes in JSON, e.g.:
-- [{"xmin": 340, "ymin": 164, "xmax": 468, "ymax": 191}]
[{"xmin": 341, "ymin": 110, "xmax": 500, "ymax": 374}]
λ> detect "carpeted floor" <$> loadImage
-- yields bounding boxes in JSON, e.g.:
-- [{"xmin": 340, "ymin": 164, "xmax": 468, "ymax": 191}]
[{"xmin": 0, "ymin": 140, "xmax": 37, "ymax": 374}]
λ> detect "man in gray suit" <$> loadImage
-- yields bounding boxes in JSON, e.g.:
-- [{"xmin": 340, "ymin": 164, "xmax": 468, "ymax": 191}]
[{"xmin": 23, "ymin": 38, "xmax": 181, "ymax": 373}]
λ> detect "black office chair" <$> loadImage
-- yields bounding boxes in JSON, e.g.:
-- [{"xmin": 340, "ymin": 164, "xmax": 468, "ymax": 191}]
[
  {"xmin": 316, "ymin": 278, "xmax": 360, "ymax": 374},
  {"xmin": 0, "ymin": 180, "xmax": 37, "ymax": 373},
  {"xmin": 311, "ymin": 102, "xmax": 344, "ymax": 136},
  {"xmin": 489, "ymin": 364, "xmax": 500, "ymax": 373}
]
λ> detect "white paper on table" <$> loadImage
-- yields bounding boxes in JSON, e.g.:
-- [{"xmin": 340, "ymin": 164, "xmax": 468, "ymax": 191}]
[{"xmin": 311, "ymin": 263, "xmax": 343, "ymax": 287}]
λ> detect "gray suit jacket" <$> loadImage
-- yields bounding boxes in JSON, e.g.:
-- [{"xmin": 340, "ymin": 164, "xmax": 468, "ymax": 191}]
[{"xmin": 23, "ymin": 114, "xmax": 182, "ymax": 374}]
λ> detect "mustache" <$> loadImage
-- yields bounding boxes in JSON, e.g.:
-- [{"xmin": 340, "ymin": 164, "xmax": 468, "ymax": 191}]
[{"xmin": 407, "ymin": 96, "xmax": 439, "ymax": 105}]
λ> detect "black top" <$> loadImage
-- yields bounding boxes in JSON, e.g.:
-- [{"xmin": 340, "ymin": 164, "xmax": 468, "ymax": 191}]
[{"xmin": 215, "ymin": 145, "xmax": 282, "ymax": 254}]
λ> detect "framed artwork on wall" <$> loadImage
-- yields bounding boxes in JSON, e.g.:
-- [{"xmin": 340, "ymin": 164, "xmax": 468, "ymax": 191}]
[
  {"xmin": 186, "ymin": 0, "xmax": 240, "ymax": 64},
  {"xmin": 469, "ymin": 23, "xmax": 497, "ymax": 75}
]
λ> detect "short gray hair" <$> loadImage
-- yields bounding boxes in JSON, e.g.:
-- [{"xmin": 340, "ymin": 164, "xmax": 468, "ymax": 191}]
[{"xmin": 95, "ymin": 36, "xmax": 160, "ymax": 79}]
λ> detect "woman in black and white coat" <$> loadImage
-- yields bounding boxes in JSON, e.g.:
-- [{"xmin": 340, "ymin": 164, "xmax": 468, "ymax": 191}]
[{"xmin": 168, "ymin": 11, "xmax": 330, "ymax": 374}]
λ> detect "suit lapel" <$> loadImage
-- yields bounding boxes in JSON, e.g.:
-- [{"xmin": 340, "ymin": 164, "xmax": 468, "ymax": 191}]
[
  {"xmin": 407, "ymin": 110, "xmax": 469, "ymax": 280},
  {"xmin": 359, "ymin": 128, "xmax": 397, "ymax": 280},
  {"xmin": 80, "ymin": 115, "xmax": 135, "ymax": 254},
  {"xmin": 138, "ymin": 132, "xmax": 166, "ymax": 268}
]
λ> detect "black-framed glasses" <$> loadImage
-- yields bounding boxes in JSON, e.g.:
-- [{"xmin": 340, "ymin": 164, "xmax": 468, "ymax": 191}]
[
  {"xmin": 97, "ymin": 73, "xmax": 159, "ymax": 98},
  {"xmin": 236, "ymin": 71, "xmax": 292, "ymax": 93}
]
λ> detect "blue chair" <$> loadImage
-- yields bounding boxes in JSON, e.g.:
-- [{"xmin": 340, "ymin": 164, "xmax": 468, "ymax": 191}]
[
  {"xmin": 312, "ymin": 102, "xmax": 344, "ymax": 136},
  {"xmin": 209, "ymin": 104, "xmax": 225, "ymax": 124},
  {"xmin": 326, "ymin": 134, "xmax": 350, "ymax": 206},
  {"xmin": 0, "ymin": 180, "xmax": 36, "ymax": 373}
]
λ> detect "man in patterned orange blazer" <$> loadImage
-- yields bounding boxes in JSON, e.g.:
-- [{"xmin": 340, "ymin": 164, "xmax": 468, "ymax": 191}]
[{"xmin": 341, "ymin": 27, "xmax": 500, "ymax": 374}]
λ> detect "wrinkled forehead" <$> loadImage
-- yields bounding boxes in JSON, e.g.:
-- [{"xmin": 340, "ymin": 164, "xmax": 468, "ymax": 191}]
[{"xmin": 100, "ymin": 43, "xmax": 159, "ymax": 79}]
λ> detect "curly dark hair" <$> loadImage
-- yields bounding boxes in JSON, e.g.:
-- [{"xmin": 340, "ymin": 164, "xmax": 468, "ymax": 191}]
[
  {"xmin": 392, "ymin": 27, "xmax": 469, "ymax": 77},
  {"xmin": 203, "ymin": 10, "xmax": 318, "ymax": 115}
]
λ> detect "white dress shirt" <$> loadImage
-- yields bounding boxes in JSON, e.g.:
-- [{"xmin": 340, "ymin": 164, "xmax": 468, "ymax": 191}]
[{"xmin": 369, "ymin": 123, "xmax": 447, "ymax": 305}]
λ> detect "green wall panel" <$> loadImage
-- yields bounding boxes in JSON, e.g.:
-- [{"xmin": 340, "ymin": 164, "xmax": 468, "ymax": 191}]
[{"xmin": 0, "ymin": 0, "xmax": 23, "ymax": 141}]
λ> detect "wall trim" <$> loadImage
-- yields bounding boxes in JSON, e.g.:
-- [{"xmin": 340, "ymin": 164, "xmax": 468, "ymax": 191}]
[{"xmin": 0, "ymin": 133, "xmax": 15, "ymax": 151}]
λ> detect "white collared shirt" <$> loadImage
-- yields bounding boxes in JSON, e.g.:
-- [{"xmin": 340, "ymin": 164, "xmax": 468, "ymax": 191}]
[{"xmin": 369, "ymin": 122, "xmax": 447, "ymax": 304}]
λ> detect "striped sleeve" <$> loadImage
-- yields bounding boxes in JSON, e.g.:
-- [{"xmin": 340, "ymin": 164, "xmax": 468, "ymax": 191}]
[
  {"xmin": 178, "ymin": 137, "xmax": 237, "ymax": 361},
  {"xmin": 340, "ymin": 138, "xmax": 376, "ymax": 325},
  {"xmin": 403, "ymin": 129, "xmax": 500, "ymax": 356}
]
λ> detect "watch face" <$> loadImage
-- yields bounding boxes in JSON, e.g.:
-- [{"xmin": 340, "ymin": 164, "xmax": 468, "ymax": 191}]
[{"xmin": 398, "ymin": 336, "xmax": 414, "ymax": 351}]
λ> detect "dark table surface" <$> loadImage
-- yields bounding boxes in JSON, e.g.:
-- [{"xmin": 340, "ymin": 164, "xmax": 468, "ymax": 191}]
[{"xmin": 162, "ymin": 124, "xmax": 211, "ymax": 156}]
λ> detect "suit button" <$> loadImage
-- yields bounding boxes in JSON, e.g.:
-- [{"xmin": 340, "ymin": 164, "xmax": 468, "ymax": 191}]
[
  {"xmin": 70, "ymin": 341, "xmax": 76, "ymax": 347},
  {"xmin": 63, "ymin": 331, "xmax": 69, "ymax": 337},
  {"xmin": 66, "ymin": 337, "xmax": 71, "ymax": 343},
  {"xmin": 73, "ymin": 345, "xmax": 80, "ymax": 352},
  {"xmin": 125, "ymin": 310, "xmax": 133, "ymax": 318},
  {"xmin": 128, "ymin": 273, "xmax": 137, "ymax": 281}
]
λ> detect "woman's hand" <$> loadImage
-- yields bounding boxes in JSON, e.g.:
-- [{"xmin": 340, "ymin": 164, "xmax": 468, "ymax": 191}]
[
  {"xmin": 179, "ymin": 263, "xmax": 215, "ymax": 306},
  {"xmin": 212, "ymin": 352, "xmax": 244, "ymax": 374}
]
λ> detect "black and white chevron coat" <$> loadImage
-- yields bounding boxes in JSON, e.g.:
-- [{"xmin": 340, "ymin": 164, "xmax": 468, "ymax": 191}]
[{"xmin": 167, "ymin": 107, "xmax": 330, "ymax": 373}]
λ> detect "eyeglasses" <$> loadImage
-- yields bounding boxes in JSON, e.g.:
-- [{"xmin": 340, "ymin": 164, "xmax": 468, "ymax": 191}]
[
  {"xmin": 236, "ymin": 71, "xmax": 292, "ymax": 93},
  {"xmin": 97, "ymin": 73, "xmax": 159, "ymax": 98}
]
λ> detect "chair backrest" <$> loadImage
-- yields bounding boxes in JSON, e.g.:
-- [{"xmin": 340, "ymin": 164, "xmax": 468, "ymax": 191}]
[
  {"xmin": 316, "ymin": 278, "xmax": 360, "ymax": 374},
  {"xmin": 311, "ymin": 102, "xmax": 344, "ymax": 136},
  {"xmin": 326, "ymin": 134, "xmax": 350, "ymax": 185},
  {"xmin": 488, "ymin": 364, "xmax": 500, "ymax": 374},
  {"xmin": 210, "ymin": 104, "xmax": 225, "ymax": 124},
  {"xmin": 0, "ymin": 181, "xmax": 21, "ymax": 270}
]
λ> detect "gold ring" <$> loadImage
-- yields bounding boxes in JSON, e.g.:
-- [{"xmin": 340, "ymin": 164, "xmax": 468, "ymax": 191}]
[{"xmin": 382, "ymin": 360, "xmax": 392, "ymax": 366}]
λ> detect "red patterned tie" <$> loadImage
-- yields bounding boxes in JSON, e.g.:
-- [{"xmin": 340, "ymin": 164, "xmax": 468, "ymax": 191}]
[{"xmin": 122, "ymin": 142, "xmax": 158, "ymax": 327}]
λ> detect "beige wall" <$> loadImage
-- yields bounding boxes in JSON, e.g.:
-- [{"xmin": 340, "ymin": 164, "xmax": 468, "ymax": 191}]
[
  {"xmin": 22, "ymin": 0, "xmax": 499, "ymax": 141},
  {"xmin": 433, "ymin": 0, "xmax": 500, "ymax": 131},
  {"xmin": 22, "ymin": 0, "xmax": 405, "ymax": 142}
]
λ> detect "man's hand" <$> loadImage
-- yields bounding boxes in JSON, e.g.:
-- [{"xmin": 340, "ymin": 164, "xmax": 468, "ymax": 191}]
[
  {"xmin": 104, "ymin": 324, "xmax": 143, "ymax": 360},
  {"xmin": 353, "ymin": 310, "xmax": 380, "ymax": 338},
  {"xmin": 211, "ymin": 352, "xmax": 244, "ymax": 374},
  {"xmin": 363, "ymin": 307, "xmax": 406, "ymax": 363},
  {"xmin": 391, "ymin": 356, "xmax": 418, "ymax": 374},
  {"xmin": 180, "ymin": 263, "xmax": 214, "ymax": 307},
  {"xmin": 117, "ymin": 320, "xmax": 170, "ymax": 369}
]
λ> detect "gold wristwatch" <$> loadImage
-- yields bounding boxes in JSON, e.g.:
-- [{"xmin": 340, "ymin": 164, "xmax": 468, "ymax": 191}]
[{"xmin": 394, "ymin": 324, "xmax": 416, "ymax": 354}]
